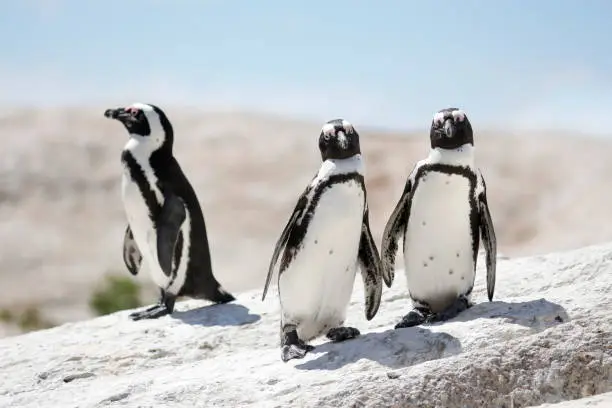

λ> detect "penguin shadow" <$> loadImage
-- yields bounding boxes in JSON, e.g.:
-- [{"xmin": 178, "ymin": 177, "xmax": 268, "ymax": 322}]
[
  {"xmin": 294, "ymin": 298, "xmax": 569, "ymax": 371},
  {"xmin": 171, "ymin": 302, "xmax": 261, "ymax": 327},
  {"xmin": 294, "ymin": 327, "xmax": 462, "ymax": 371},
  {"xmin": 433, "ymin": 297, "xmax": 571, "ymax": 330}
]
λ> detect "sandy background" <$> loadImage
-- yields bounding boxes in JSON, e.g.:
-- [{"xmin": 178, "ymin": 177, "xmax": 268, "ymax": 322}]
[{"xmin": 1, "ymin": 107, "xmax": 612, "ymax": 335}]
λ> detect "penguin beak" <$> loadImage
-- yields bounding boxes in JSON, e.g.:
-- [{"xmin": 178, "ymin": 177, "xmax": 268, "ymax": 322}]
[
  {"xmin": 443, "ymin": 118, "xmax": 455, "ymax": 138},
  {"xmin": 104, "ymin": 107, "xmax": 131, "ymax": 122}
]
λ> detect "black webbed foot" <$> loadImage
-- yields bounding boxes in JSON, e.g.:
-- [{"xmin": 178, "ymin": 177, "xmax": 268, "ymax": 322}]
[
  {"xmin": 326, "ymin": 326, "xmax": 361, "ymax": 342},
  {"xmin": 129, "ymin": 304, "xmax": 172, "ymax": 321},
  {"xmin": 281, "ymin": 344, "xmax": 315, "ymax": 362},
  {"xmin": 429, "ymin": 296, "xmax": 471, "ymax": 323},
  {"xmin": 395, "ymin": 306, "xmax": 431, "ymax": 329},
  {"xmin": 280, "ymin": 325, "xmax": 314, "ymax": 362},
  {"xmin": 129, "ymin": 290, "xmax": 176, "ymax": 321}
]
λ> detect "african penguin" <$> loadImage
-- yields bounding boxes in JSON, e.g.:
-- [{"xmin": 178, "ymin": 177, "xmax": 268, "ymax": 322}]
[
  {"xmin": 262, "ymin": 119, "xmax": 386, "ymax": 363},
  {"xmin": 104, "ymin": 103, "xmax": 234, "ymax": 321},
  {"xmin": 380, "ymin": 107, "xmax": 497, "ymax": 329}
]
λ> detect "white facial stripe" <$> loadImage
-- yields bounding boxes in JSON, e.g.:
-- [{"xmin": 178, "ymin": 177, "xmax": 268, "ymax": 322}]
[
  {"xmin": 341, "ymin": 120, "xmax": 354, "ymax": 133},
  {"xmin": 433, "ymin": 111, "xmax": 446, "ymax": 125},
  {"xmin": 124, "ymin": 102, "xmax": 166, "ymax": 148},
  {"xmin": 452, "ymin": 109, "xmax": 466, "ymax": 122},
  {"xmin": 130, "ymin": 102, "xmax": 153, "ymax": 112},
  {"xmin": 130, "ymin": 103, "xmax": 157, "ymax": 130},
  {"xmin": 322, "ymin": 123, "xmax": 335, "ymax": 136},
  {"xmin": 433, "ymin": 109, "xmax": 467, "ymax": 126}
]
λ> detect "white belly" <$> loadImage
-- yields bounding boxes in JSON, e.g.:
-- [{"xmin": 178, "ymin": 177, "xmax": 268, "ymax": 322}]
[
  {"xmin": 279, "ymin": 181, "xmax": 364, "ymax": 341},
  {"xmin": 121, "ymin": 173, "xmax": 171, "ymax": 289},
  {"xmin": 403, "ymin": 172, "xmax": 475, "ymax": 312}
]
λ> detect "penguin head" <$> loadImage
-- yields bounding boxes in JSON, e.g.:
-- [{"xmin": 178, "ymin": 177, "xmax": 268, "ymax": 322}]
[
  {"xmin": 429, "ymin": 108, "xmax": 473, "ymax": 150},
  {"xmin": 318, "ymin": 119, "xmax": 361, "ymax": 161},
  {"xmin": 104, "ymin": 103, "xmax": 174, "ymax": 152}
]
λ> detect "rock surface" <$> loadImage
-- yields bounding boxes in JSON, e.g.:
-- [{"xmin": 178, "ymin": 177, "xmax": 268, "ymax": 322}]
[{"xmin": 0, "ymin": 242, "xmax": 611, "ymax": 408}]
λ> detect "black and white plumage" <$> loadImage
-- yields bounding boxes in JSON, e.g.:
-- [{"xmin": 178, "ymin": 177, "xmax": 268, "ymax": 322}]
[
  {"xmin": 381, "ymin": 107, "xmax": 496, "ymax": 329},
  {"xmin": 104, "ymin": 103, "xmax": 234, "ymax": 321},
  {"xmin": 262, "ymin": 119, "xmax": 384, "ymax": 362}
]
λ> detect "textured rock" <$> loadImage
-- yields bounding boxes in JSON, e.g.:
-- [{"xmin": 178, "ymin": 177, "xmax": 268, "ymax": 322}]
[
  {"xmin": 535, "ymin": 391, "xmax": 612, "ymax": 407},
  {"xmin": 0, "ymin": 243, "xmax": 611, "ymax": 408}
]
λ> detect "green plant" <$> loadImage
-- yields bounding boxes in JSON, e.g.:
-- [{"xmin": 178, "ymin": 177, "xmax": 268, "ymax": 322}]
[
  {"xmin": 89, "ymin": 274, "xmax": 143, "ymax": 316},
  {"xmin": 0, "ymin": 306, "xmax": 55, "ymax": 332},
  {"xmin": 0, "ymin": 308, "xmax": 12, "ymax": 323},
  {"xmin": 17, "ymin": 307, "xmax": 55, "ymax": 331}
]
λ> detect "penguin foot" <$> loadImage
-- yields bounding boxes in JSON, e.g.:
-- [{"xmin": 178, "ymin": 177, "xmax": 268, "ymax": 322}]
[
  {"xmin": 129, "ymin": 304, "xmax": 171, "ymax": 321},
  {"xmin": 326, "ymin": 326, "xmax": 361, "ymax": 342},
  {"xmin": 128, "ymin": 303, "xmax": 159, "ymax": 319},
  {"xmin": 395, "ymin": 308, "xmax": 429, "ymax": 329},
  {"xmin": 280, "ymin": 324, "xmax": 315, "ymax": 362},
  {"xmin": 430, "ymin": 296, "xmax": 471, "ymax": 322},
  {"xmin": 129, "ymin": 290, "xmax": 176, "ymax": 321},
  {"xmin": 281, "ymin": 343, "xmax": 315, "ymax": 362}
]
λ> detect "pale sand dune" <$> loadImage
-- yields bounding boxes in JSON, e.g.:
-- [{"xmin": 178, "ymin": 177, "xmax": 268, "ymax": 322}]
[{"xmin": 1, "ymin": 107, "xmax": 612, "ymax": 328}]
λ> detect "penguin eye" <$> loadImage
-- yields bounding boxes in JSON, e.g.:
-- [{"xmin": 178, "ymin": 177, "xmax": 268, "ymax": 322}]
[
  {"xmin": 125, "ymin": 107, "xmax": 141, "ymax": 117},
  {"xmin": 322, "ymin": 128, "xmax": 334, "ymax": 140}
]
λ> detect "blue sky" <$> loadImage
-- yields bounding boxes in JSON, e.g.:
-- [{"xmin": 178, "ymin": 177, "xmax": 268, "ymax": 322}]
[{"xmin": 1, "ymin": 0, "xmax": 611, "ymax": 133}]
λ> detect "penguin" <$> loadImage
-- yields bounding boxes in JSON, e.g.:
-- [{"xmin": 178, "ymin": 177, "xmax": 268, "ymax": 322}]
[
  {"xmin": 262, "ymin": 118, "xmax": 387, "ymax": 363},
  {"xmin": 104, "ymin": 103, "xmax": 235, "ymax": 321},
  {"xmin": 380, "ymin": 107, "xmax": 496, "ymax": 329}
]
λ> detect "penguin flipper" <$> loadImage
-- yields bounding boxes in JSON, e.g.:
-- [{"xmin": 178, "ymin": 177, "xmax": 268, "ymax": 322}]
[
  {"xmin": 122, "ymin": 225, "xmax": 142, "ymax": 276},
  {"xmin": 380, "ymin": 171, "xmax": 414, "ymax": 287},
  {"xmin": 358, "ymin": 205, "xmax": 383, "ymax": 321},
  {"xmin": 478, "ymin": 179, "xmax": 497, "ymax": 302},
  {"xmin": 156, "ymin": 193, "xmax": 187, "ymax": 278},
  {"xmin": 262, "ymin": 187, "xmax": 311, "ymax": 301}
]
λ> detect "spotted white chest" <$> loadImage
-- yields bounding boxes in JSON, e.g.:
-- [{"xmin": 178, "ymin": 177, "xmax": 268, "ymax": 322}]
[
  {"xmin": 279, "ymin": 180, "xmax": 365, "ymax": 341},
  {"xmin": 403, "ymin": 171, "xmax": 476, "ymax": 312}
]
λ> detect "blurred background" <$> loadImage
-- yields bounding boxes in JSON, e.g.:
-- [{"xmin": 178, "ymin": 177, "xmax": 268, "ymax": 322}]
[{"xmin": 1, "ymin": 0, "xmax": 611, "ymax": 337}]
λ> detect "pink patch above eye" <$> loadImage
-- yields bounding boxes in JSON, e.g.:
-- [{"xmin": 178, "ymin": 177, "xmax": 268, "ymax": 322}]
[{"xmin": 125, "ymin": 107, "xmax": 139, "ymax": 113}]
